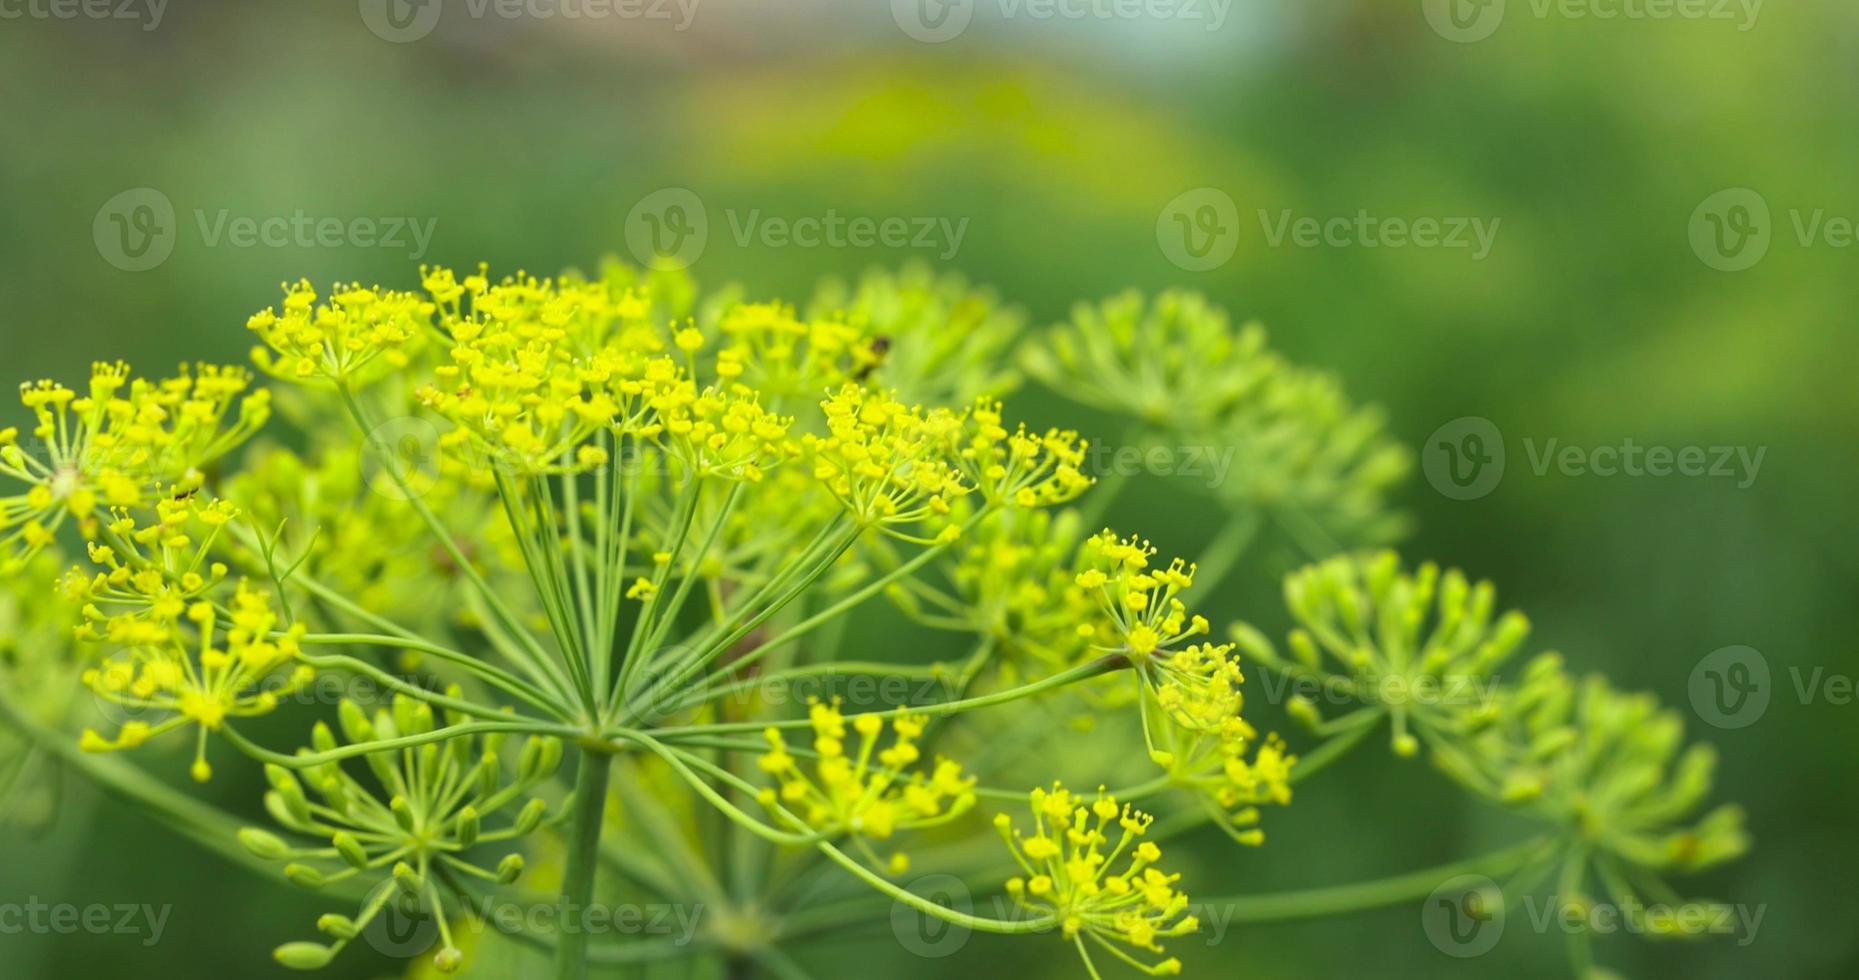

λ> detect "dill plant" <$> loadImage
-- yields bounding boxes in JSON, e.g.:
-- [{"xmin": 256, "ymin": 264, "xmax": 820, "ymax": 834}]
[{"xmin": 0, "ymin": 261, "xmax": 1745, "ymax": 978}]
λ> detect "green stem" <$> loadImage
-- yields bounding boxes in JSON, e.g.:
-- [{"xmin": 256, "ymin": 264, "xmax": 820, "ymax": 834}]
[
  {"xmin": 1189, "ymin": 508, "xmax": 1260, "ymax": 596},
  {"xmin": 1195, "ymin": 836, "xmax": 1555, "ymax": 923},
  {"xmin": 815, "ymin": 841, "xmax": 1055, "ymax": 934},
  {"xmin": 554, "ymin": 749, "xmax": 613, "ymax": 980},
  {"xmin": 647, "ymin": 655, "xmax": 1127, "ymax": 738},
  {"xmin": 335, "ymin": 383, "xmax": 567, "ymax": 694}
]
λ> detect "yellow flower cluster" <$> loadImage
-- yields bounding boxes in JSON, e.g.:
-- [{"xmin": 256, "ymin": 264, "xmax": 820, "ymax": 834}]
[
  {"xmin": 804, "ymin": 385, "xmax": 969, "ymax": 541},
  {"xmin": 1, "ymin": 363, "xmax": 269, "ymax": 567},
  {"xmin": 941, "ymin": 508, "xmax": 1095, "ymax": 669},
  {"xmin": 757, "ymin": 700, "xmax": 975, "ymax": 859},
  {"xmin": 68, "ymin": 497, "xmax": 237, "ymax": 639},
  {"xmin": 997, "ymin": 783, "xmax": 1197, "ymax": 976},
  {"xmin": 80, "ymin": 581, "xmax": 311, "ymax": 781},
  {"xmin": 713, "ymin": 301, "xmax": 866, "ymax": 399},
  {"xmin": 1072, "ymin": 531, "xmax": 1209, "ymax": 658},
  {"xmin": 248, "ymin": 280, "xmax": 433, "ymax": 384},
  {"xmin": 660, "ymin": 385, "xmax": 795, "ymax": 483},
  {"xmin": 956, "ymin": 399, "xmax": 1092, "ymax": 508}
]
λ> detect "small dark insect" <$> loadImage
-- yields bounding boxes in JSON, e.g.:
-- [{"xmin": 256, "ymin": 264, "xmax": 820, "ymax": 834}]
[{"xmin": 852, "ymin": 335, "xmax": 893, "ymax": 382}]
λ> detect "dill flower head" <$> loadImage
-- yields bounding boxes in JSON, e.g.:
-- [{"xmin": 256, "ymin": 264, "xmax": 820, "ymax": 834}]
[
  {"xmin": 1022, "ymin": 289, "xmax": 1259, "ymax": 430},
  {"xmin": 243, "ymin": 695, "xmax": 562, "ymax": 973},
  {"xmin": 248, "ymin": 280, "xmax": 433, "ymax": 386},
  {"xmin": 1230, "ymin": 550, "xmax": 1531, "ymax": 758},
  {"xmin": 1023, "ymin": 289, "xmax": 1410, "ymax": 551},
  {"xmin": 1205, "ymin": 365, "xmax": 1411, "ymax": 547},
  {"xmin": 956, "ymin": 399, "xmax": 1092, "ymax": 509},
  {"xmin": 1447, "ymin": 653, "xmax": 1749, "ymax": 874},
  {"xmin": 80, "ymin": 580, "xmax": 310, "ymax": 782},
  {"xmin": 997, "ymin": 783, "xmax": 1197, "ymax": 976},
  {"xmin": 1, "ymin": 362, "xmax": 269, "ymax": 567},
  {"xmin": 803, "ymin": 384, "xmax": 969, "ymax": 541},
  {"xmin": 712, "ymin": 300, "xmax": 861, "ymax": 400},
  {"xmin": 939, "ymin": 507, "xmax": 1096, "ymax": 670},
  {"xmin": 1072, "ymin": 531, "xmax": 1210, "ymax": 659},
  {"xmin": 757, "ymin": 700, "xmax": 975, "ymax": 859},
  {"xmin": 807, "ymin": 263, "xmax": 1024, "ymax": 405}
]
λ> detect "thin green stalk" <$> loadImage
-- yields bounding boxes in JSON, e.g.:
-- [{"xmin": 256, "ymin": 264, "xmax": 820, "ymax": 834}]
[
  {"xmin": 1189, "ymin": 508, "xmax": 1260, "ymax": 596},
  {"xmin": 553, "ymin": 749, "xmax": 614, "ymax": 980},
  {"xmin": 335, "ymin": 384, "xmax": 562, "ymax": 683},
  {"xmin": 646, "ymin": 655, "xmax": 1128, "ymax": 739},
  {"xmin": 296, "ymin": 633, "xmax": 565, "ymax": 718},
  {"xmin": 1196, "ymin": 836, "xmax": 1555, "ymax": 923},
  {"xmin": 815, "ymin": 841, "xmax": 1055, "ymax": 934}
]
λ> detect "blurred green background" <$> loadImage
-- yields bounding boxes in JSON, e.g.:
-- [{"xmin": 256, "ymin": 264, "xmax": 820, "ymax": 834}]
[{"xmin": 2, "ymin": 1, "xmax": 1854, "ymax": 978}]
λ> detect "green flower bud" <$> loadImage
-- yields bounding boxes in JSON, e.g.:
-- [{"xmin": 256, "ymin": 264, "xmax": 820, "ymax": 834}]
[
  {"xmin": 337, "ymin": 700, "xmax": 374, "ymax": 744},
  {"xmin": 456, "ymin": 806, "xmax": 480, "ymax": 848},
  {"xmin": 238, "ymin": 828, "xmax": 293, "ymax": 861},
  {"xmin": 273, "ymin": 941, "xmax": 335, "ymax": 970},
  {"xmin": 496, "ymin": 852, "xmax": 525, "ymax": 883},
  {"xmin": 333, "ymin": 831, "xmax": 369, "ymax": 870},
  {"xmin": 512, "ymin": 797, "xmax": 547, "ymax": 835},
  {"xmin": 390, "ymin": 795, "xmax": 417, "ymax": 834},
  {"xmin": 283, "ymin": 863, "xmax": 326, "ymax": 890},
  {"xmin": 316, "ymin": 914, "xmax": 358, "ymax": 940},
  {"xmin": 392, "ymin": 861, "xmax": 423, "ymax": 898}
]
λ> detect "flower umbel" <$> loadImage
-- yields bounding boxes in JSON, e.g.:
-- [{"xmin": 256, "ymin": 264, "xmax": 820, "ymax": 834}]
[{"xmin": 998, "ymin": 783, "xmax": 1197, "ymax": 976}]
